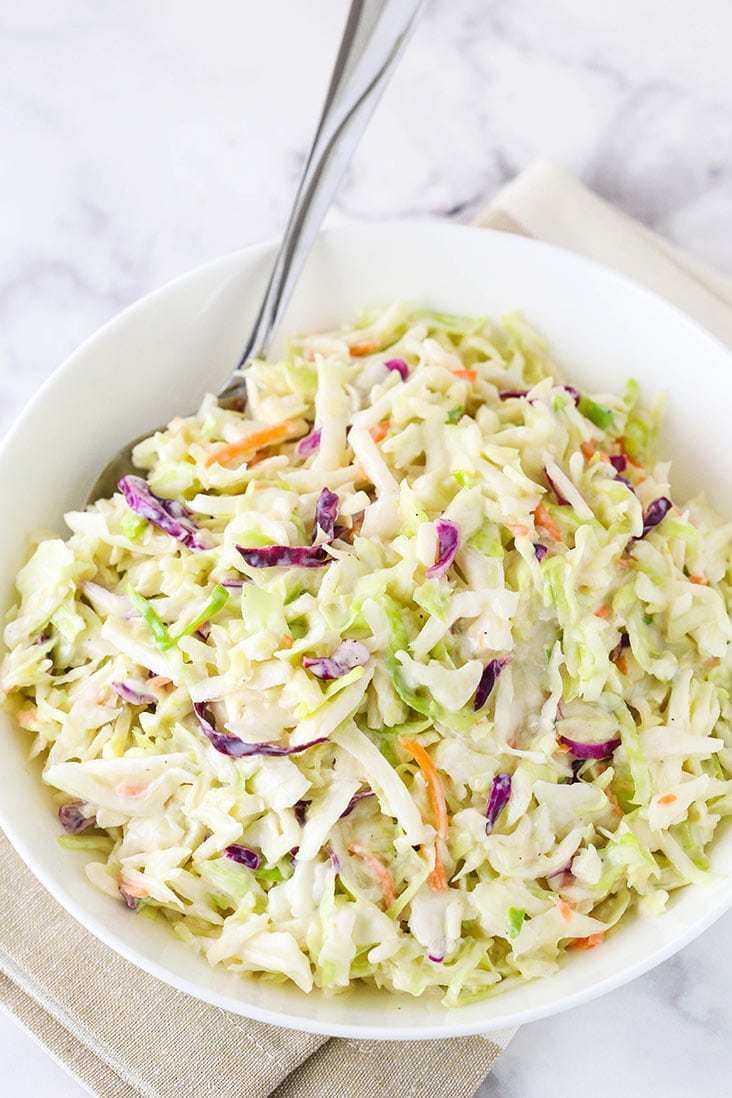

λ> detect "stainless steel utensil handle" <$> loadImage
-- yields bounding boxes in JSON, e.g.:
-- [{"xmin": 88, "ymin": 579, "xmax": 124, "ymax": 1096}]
[{"xmin": 217, "ymin": 0, "xmax": 425, "ymax": 406}]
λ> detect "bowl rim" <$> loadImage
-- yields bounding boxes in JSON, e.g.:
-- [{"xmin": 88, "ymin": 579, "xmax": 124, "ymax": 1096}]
[{"xmin": 1, "ymin": 218, "xmax": 731, "ymax": 1039}]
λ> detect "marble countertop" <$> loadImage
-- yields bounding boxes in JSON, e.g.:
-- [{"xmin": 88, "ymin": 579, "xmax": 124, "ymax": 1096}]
[{"xmin": 1, "ymin": 1, "xmax": 731, "ymax": 1095}]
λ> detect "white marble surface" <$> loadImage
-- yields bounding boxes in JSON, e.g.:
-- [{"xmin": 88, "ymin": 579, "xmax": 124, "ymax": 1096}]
[{"xmin": 0, "ymin": 1, "xmax": 731, "ymax": 1095}]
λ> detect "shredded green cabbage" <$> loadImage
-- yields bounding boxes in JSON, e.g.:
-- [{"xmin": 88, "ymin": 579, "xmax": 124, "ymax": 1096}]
[{"xmin": 3, "ymin": 304, "xmax": 732, "ymax": 1004}]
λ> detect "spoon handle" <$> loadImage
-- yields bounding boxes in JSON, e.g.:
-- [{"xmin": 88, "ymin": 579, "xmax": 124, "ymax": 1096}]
[{"xmin": 217, "ymin": 0, "xmax": 425, "ymax": 407}]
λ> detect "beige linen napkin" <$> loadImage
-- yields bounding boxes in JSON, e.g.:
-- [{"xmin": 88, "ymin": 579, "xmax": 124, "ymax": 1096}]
[{"xmin": 2, "ymin": 160, "xmax": 731, "ymax": 1098}]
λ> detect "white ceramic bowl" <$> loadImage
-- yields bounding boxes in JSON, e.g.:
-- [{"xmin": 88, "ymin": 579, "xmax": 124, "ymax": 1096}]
[{"xmin": 1, "ymin": 222, "xmax": 731, "ymax": 1039}]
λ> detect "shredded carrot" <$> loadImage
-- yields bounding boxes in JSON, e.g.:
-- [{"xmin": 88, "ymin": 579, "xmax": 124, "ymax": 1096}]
[
  {"xmin": 615, "ymin": 653, "xmax": 628, "ymax": 676},
  {"xmin": 451, "ymin": 368, "xmax": 478, "ymax": 383},
  {"xmin": 349, "ymin": 844, "xmax": 396, "ymax": 907},
  {"xmin": 689, "ymin": 574, "xmax": 708, "ymax": 586},
  {"xmin": 506, "ymin": 522, "xmax": 532, "ymax": 539},
  {"xmin": 594, "ymin": 604, "xmax": 610, "ymax": 619},
  {"xmin": 147, "ymin": 675, "xmax": 172, "ymax": 689},
  {"xmin": 616, "ymin": 557, "xmax": 633, "ymax": 570},
  {"xmin": 705, "ymin": 656, "xmax": 721, "ymax": 669},
  {"xmin": 280, "ymin": 633, "xmax": 294, "ymax": 650},
  {"xmin": 121, "ymin": 880, "xmax": 148, "ymax": 899},
  {"xmin": 428, "ymin": 845, "xmax": 448, "ymax": 892},
  {"xmin": 555, "ymin": 897, "xmax": 575, "ymax": 923},
  {"xmin": 533, "ymin": 501, "xmax": 561, "ymax": 543},
  {"xmin": 349, "ymin": 340, "xmax": 378, "ymax": 357},
  {"xmin": 556, "ymin": 742, "xmax": 571, "ymax": 754},
  {"xmin": 570, "ymin": 933, "xmax": 605, "ymax": 950},
  {"xmin": 580, "ymin": 442, "xmax": 596, "ymax": 461},
  {"xmin": 605, "ymin": 789, "xmax": 624, "ymax": 818},
  {"xmin": 204, "ymin": 420, "xmax": 295, "ymax": 468},
  {"xmin": 399, "ymin": 737, "xmax": 448, "ymax": 840},
  {"xmin": 16, "ymin": 708, "xmax": 37, "ymax": 728},
  {"xmin": 369, "ymin": 422, "xmax": 389, "ymax": 444},
  {"xmin": 116, "ymin": 784, "xmax": 147, "ymax": 798},
  {"xmin": 304, "ymin": 348, "xmax": 316, "ymax": 363},
  {"xmin": 657, "ymin": 793, "xmax": 677, "ymax": 806}
]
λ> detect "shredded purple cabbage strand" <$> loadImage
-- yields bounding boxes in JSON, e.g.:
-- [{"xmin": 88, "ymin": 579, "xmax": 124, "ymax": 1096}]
[
  {"xmin": 303, "ymin": 639, "xmax": 370, "ymax": 681},
  {"xmin": 544, "ymin": 467, "xmax": 570, "ymax": 506},
  {"xmin": 473, "ymin": 656, "xmax": 511, "ymax": 711},
  {"xmin": 223, "ymin": 844, "xmax": 262, "ymax": 869},
  {"xmin": 426, "ymin": 519, "xmax": 460, "ymax": 580},
  {"xmin": 340, "ymin": 789, "xmax": 376, "ymax": 819},
  {"xmin": 236, "ymin": 544, "xmax": 331, "ymax": 568},
  {"xmin": 639, "ymin": 497, "xmax": 673, "ymax": 538},
  {"xmin": 118, "ymin": 475, "xmax": 207, "ymax": 550},
  {"xmin": 296, "ymin": 428, "xmax": 322, "ymax": 456},
  {"xmin": 485, "ymin": 773, "xmax": 512, "ymax": 834},
  {"xmin": 112, "ymin": 681, "xmax": 156, "ymax": 706},
  {"xmin": 193, "ymin": 701, "xmax": 327, "ymax": 757},
  {"xmin": 314, "ymin": 487, "xmax": 339, "ymax": 541},
  {"xmin": 558, "ymin": 734, "xmax": 621, "ymax": 760},
  {"xmin": 58, "ymin": 802, "xmax": 96, "ymax": 834},
  {"xmin": 384, "ymin": 357, "xmax": 409, "ymax": 381},
  {"xmin": 533, "ymin": 542, "xmax": 548, "ymax": 562}
]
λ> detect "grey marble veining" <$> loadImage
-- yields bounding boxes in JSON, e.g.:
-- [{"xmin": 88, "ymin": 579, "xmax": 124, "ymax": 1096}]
[{"xmin": 0, "ymin": 3, "xmax": 730, "ymax": 1096}]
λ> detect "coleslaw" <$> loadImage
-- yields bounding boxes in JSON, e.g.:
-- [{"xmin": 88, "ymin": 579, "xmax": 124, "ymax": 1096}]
[{"xmin": 3, "ymin": 302, "xmax": 732, "ymax": 1005}]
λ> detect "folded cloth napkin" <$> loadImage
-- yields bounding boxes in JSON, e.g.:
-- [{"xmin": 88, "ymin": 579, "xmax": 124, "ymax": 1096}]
[{"xmin": 1, "ymin": 160, "xmax": 731, "ymax": 1098}]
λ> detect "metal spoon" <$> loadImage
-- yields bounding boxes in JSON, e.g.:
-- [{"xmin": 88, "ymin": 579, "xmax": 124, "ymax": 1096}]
[{"xmin": 85, "ymin": 0, "xmax": 425, "ymax": 505}]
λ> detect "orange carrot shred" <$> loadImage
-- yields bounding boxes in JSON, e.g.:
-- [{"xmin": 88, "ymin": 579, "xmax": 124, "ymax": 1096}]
[
  {"xmin": 506, "ymin": 522, "xmax": 532, "ymax": 539},
  {"xmin": 281, "ymin": 633, "xmax": 294, "ymax": 650},
  {"xmin": 689, "ymin": 574, "xmax": 708, "ymax": 586},
  {"xmin": 428, "ymin": 845, "xmax": 448, "ymax": 892},
  {"xmin": 116, "ymin": 784, "xmax": 147, "ymax": 798},
  {"xmin": 399, "ymin": 737, "xmax": 448, "ymax": 840},
  {"xmin": 451, "ymin": 368, "xmax": 478, "ymax": 383},
  {"xmin": 349, "ymin": 340, "xmax": 378, "ymax": 357},
  {"xmin": 349, "ymin": 844, "xmax": 396, "ymax": 907},
  {"xmin": 570, "ymin": 933, "xmax": 605, "ymax": 950},
  {"xmin": 580, "ymin": 442, "xmax": 596, "ymax": 461},
  {"xmin": 120, "ymin": 880, "xmax": 148, "ymax": 899},
  {"xmin": 556, "ymin": 897, "xmax": 575, "ymax": 923},
  {"xmin": 657, "ymin": 793, "xmax": 677, "ymax": 806},
  {"xmin": 204, "ymin": 420, "xmax": 295, "ymax": 468},
  {"xmin": 534, "ymin": 501, "xmax": 561, "ymax": 542},
  {"xmin": 369, "ymin": 422, "xmax": 389, "ymax": 444},
  {"xmin": 605, "ymin": 790, "xmax": 624, "ymax": 818},
  {"xmin": 147, "ymin": 675, "xmax": 172, "ymax": 689},
  {"xmin": 594, "ymin": 604, "xmax": 610, "ymax": 619}
]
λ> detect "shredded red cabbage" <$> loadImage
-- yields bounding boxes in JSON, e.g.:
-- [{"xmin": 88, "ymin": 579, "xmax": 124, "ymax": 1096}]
[
  {"xmin": 485, "ymin": 773, "xmax": 512, "ymax": 834},
  {"xmin": 296, "ymin": 428, "xmax": 322, "ymax": 456},
  {"xmin": 544, "ymin": 467, "xmax": 570, "ymax": 506},
  {"xmin": 221, "ymin": 577, "xmax": 245, "ymax": 590},
  {"xmin": 384, "ymin": 357, "xmax": 409, "ymax": 381},
  {"xmin": 294, "ymin": 800, "xmax": 309, "ymax": 826},
  {"xmin": 118, "ymin": 476, "xmax": 207, "ymax": 550},
  {"xmin": 640, "ymin": 497, "xmax": 672, "ymax": 538},
  {"xmin": 340, "ymin": 789, "xmax": 376, "ymax": 818},
  {"xmin": 610, "ymin": 631, "xmax": 630, "ymax": 662},
  {"xmin": 473, "ymin": 656, "xmax": 511, "ymax": 711},
  {"xmin": 314, "ymin": 487, "xmax": 339, "ymax": 541},
  {"xmin": 426, "ymin": 519, "xmax": 460, "ymax": 579},
  {"xmin": 327, "ymin": 845, "xmax": 341, "ymax": 871},
  {"xmin": 427, "ymin": 953, "xmax": 445, "ymax": 963},
  {"xmin": 237, "ymin": 544, "xmax": 331, "ymax": 568},
  {"xmin": 223, "ymin": 844, "xmax": 262, "ymax": 869},
  {"xmin": 193, "ymin": 701, "xmax": 326, "ymax": 757},
  {"xmin": 563, "ymin": 385, "xmax": 580, "ymax": 405},
  {"xmin": 303, "ymin": 639, "xmax": 370, "ymax": 681},
  {"xmin": 558, "ymin": 734, "xmax": 621, "ymax": 759},
  {"xmin": 58, "ymin": 802, "xmax": 96, "ymax": 834},
  {"xmin": 119, "ymin": 884, "xmax": 144, "ymax": 911},
  {"xmin": 498, "ymin": 389, "xmax": 529, "ymax": 400},
  {"xmin": 609, "ymin": 454, "xmax": 627, "ymax": 472},
  {"xmin": 616, "ymin": 474, "xmax": 635, "ymax": 493},
  {"xmin": 533, "ymin": 542, "xmax": 548, "ymax": 562},
  {"xmin": 112, "ymin": 681, "xmax": 156, "ymax": 706}
]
